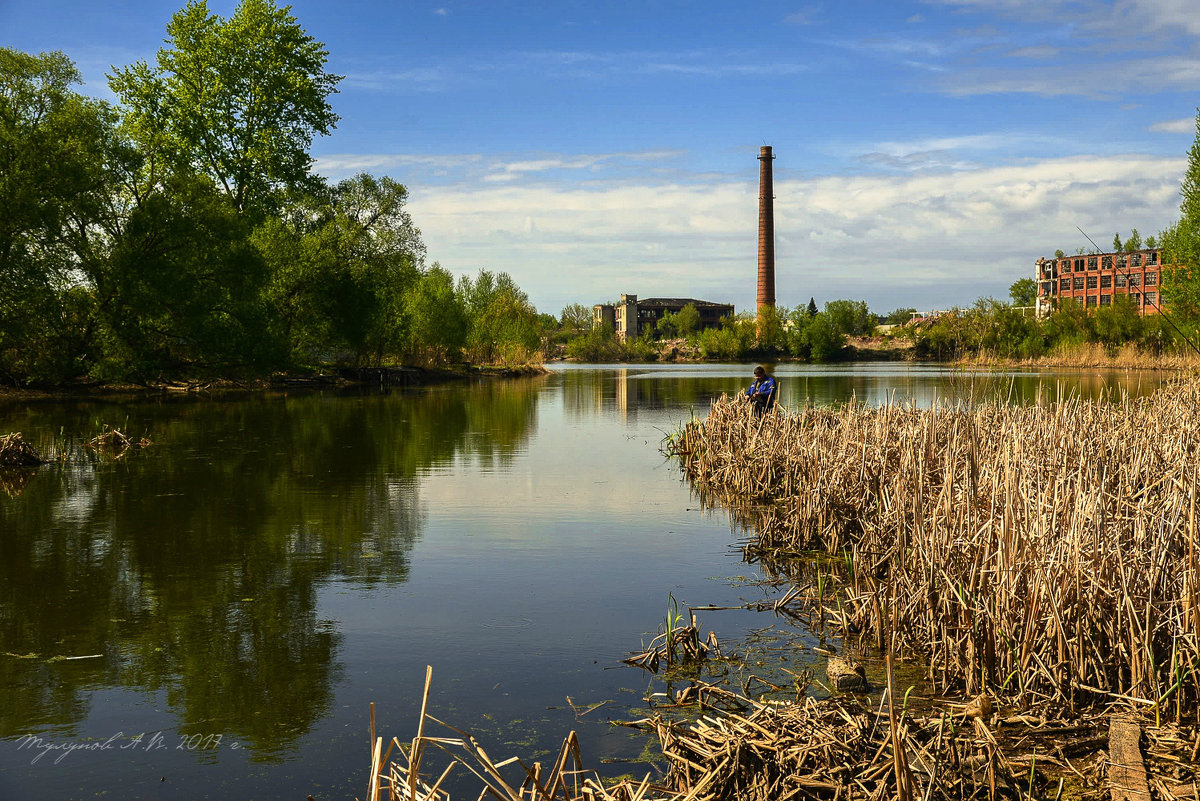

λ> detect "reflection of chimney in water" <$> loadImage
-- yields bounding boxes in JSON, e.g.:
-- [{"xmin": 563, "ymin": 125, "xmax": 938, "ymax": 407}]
[{"xmin": 757, "ymin": 146, "xmax": 776, "ymax": 319}]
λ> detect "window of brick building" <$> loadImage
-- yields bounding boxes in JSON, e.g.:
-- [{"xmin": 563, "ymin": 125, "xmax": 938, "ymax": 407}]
[
  {"xmin": 1102, "ymin": 255, "xmax": 1113, "ymax": 269},
  {"xmin": 1074, "ymin": 276, "xmax": 1085, "ymax": 290},
  {"xmin": 1128, "ymin": 274, "xmax": 1141, "ymax": 287},
  {"xmin": 1117, "ymin": 254, "xmax": 1127, "ymax": 268},
  {"xmin": 1100, "ymin": 295, "xmax": 1111, "ymax": 306},
  {"xmin": 1075, "ymin": 258, "xmax": 1085, "ymax": 271},
  {"xmin": 1100, "ymin": 275, "xmax": 1112, "ymax": 288},
  {"xmin": 1132, "ymin": 253, "xmax": 1143, "ymax": 267},
  {"xmin": 1086, "ymin": 275, "xmax": 1097, "ymax": 289},
  {"xmin": 1146, "ymin": 272, "xmax": 1157, "ymax": 285},
  {"xmin": 1088, "ymin": 257, "xmax": 1098, "ymax": 269},
  {"xmin": 1115, "ymin": 274, "xmax": 1127, "ymax": 288},
  {"xmin": 1145, "ymin": 291, "xmax": 1157, "ymax": 305},
  {"xmin": 1087, "ymin": 296, "xmax": 1098, "ymax": 306},
  {"xmin": 1148, "ymin": 251, "xmax": 1159, "ymax": 265},
  {"xmin": 1060, "ymin": 278, "xmax": 1070, "ymax": 291},
  {"xmin": 1061, "ymin": 260, "xmax": 1072, "ymax": 272}
]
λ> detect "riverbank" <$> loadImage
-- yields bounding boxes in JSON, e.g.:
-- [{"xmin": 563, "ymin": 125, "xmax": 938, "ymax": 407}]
[
  {"xmin": 565, "ymin": 333, "xmax": 1200, "ymax": 372},
  {"xmin": 0, "ymin": 364, "xmax": 549, "ymax": 401},
  {"xmin": 955, "ymin": 341, "xmax": 1200, "ymax": 371}
]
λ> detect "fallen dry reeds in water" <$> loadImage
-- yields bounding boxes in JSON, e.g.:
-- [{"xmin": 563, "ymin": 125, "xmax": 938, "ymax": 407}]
[
  {"xmin": 622, "ymin": 606, "xmax": 721, "ymax": 674},
  {"xmin": 369, "ymin": 667, "xmax": 1147, "ymax": 801},
  {"xmin": 86, "ymin": 426, "xmax": 151, "ymax": 453},
  {"xmin": 665, "ymin": 378, "xmax": 1200, "ymax": 718},
  {"xmin": 0, "ymin": 432, "xmax": 45, "ymax": 467}
]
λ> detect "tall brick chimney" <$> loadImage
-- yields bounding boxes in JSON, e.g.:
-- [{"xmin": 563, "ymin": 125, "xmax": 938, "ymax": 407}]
[{"xmin": 757, "ymin": 146, "xmax": 776, "ymax": 319}]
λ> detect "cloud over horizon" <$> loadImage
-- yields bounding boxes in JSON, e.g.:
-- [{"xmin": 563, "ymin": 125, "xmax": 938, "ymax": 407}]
[{"xmin": 396, "ymin": 152, "xmax": 1187, "ymax": 316}]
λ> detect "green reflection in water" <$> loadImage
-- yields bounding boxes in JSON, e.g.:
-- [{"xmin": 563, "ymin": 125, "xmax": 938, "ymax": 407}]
[{"xmin": 0, "ymin": 379, "xmax": 543, "ymax": 759}]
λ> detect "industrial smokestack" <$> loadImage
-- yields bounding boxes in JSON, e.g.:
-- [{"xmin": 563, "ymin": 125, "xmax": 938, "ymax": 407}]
[{"xmin": 757, "ymin": 146, "xmax": 776, "ymax": 319}]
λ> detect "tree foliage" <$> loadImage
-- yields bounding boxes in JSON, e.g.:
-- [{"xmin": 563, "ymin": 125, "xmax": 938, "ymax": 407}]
[
  {"xmin": 559, "ymin": 303, "xmax": 592, "ymax": 334},
  {"xmin": 109, "ymin": 0, "xmax": 341, "ymax": 216},
  {"xmin": 1009, "ymin": 278, "xmax": 1037, "ymax": 307},
  {"xmin": 0, "ymin": 9, "xmax": 546, "ymax": 385},
  {"xmin": 1161, "ymin": 111, "xmax": 1200, "ymax": 326},
  {"xmin": 0, "ymin": 49, "xmax": 122, "ymax": 382}
]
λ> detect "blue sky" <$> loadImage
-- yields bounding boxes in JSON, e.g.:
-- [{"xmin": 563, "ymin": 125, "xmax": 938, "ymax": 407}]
[{"xmin": 4, "ymin": 0, "xmax": 1198, "ymax": 317}]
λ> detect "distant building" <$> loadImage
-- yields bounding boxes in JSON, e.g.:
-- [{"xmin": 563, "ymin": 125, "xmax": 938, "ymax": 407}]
[
  {"xmin": 592, "ymin": 294, "xmax": 734, "ymax": 341},
  {"xmin": 1036, "ymin": 249, "xmax": 1167, "ymax": 316}
]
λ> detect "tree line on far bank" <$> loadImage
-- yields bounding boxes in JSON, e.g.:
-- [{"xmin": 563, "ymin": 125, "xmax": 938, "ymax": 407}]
[
  {"xmin": 562, "ymin": 299, "xmax": 879, "ymax": 362},
  {"xmin": 1, "ymin": 2, "xmax": 546, "ymax": 387},
  {"xmin": 561, "ymin": 264, "xmax": 1198, "ymax": 364},
  {"xmin": 566, "ymin": 104, "xmax": 1200, "ymax": 365}
]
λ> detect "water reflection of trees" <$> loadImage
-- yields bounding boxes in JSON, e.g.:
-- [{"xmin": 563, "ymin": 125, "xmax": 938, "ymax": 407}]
[{"xmin": 0, "ymin": 380, "xmax": 540, "ymax": 756}]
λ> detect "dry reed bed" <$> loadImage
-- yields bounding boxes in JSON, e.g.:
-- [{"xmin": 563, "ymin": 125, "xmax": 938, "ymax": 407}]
[
  {"xmin": 370, "ymin": 668, "xmax": 1117, "ymax": 801},
  {"xmin": 958, "ymin": 342, "xmax": 1200, "ymax": 370},
  {"xmin": 666, "ymin": 379, "xmax": 1200, "ymax": 717}
]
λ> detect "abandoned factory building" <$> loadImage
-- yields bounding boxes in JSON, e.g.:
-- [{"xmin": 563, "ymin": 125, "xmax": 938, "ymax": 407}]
[
  {"xmin": 593, "ymin": 295, "xmax": 734, "ymax": 341},
  {"xmin": 1036, "ymin": 249, "xmax": 1166, "ymax": 315}
]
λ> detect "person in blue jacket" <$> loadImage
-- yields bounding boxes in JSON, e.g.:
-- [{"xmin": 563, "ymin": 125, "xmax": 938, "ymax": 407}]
[{"xmin": 744, "ymin": 365, "xmax": 777, "ymax": 415}]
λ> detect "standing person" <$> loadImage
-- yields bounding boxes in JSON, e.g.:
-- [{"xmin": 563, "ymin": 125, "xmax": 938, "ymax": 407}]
[{"xmin": 744, "ymin": 365, "xmax": 777, "ymax": 415}]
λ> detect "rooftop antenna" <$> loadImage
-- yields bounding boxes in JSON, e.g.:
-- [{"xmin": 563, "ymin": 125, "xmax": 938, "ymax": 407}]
[{"xmin": 1074, "ymin": 225, "xmax": 1200, "ymax": 357}]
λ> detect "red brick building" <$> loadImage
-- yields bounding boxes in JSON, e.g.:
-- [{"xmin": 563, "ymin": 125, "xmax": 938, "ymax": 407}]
[{"xmin": 1036, "ymin": 249, "xmax": 1166, "ymax": 315}]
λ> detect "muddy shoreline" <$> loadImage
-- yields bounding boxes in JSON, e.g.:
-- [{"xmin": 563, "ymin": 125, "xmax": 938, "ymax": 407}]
[{"xmin": 0, "ymin": 364, "xmax": 549, "ymax": 402}]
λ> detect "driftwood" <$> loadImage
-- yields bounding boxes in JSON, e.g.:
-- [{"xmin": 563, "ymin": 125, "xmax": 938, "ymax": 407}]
[{"xmin": 1109, "ymin": 717, "xmax": 1151, "ymax": 801}]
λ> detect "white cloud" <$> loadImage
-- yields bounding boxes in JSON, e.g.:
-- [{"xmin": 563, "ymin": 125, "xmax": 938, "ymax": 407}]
[
  {"xmin": 1149, "ymin": 117, "xmax": 1197, "ymax": 134},
  {"xmin": 341, "ymin": 66, "xmax": 452, "ymax": 92},
  {"xmin": 940, "ymin": 55, "xmax": 1200, "ymax": 97},
  {"xmin": 1006, "ymin": 45, "xmax": 1059, "ymax": 59},
  {"xmin": 926, "ymin": 0, "xmax": 1200, "ymax": 36},
  {"xmin": 315, "ymin": 153, "xmax": 484, "ymax": 175},
  {"xmin": 403, "ymin": 153, "xmax": 1186, "ymax": 314},
  {"xmin": 784, "ymin": 5, "xmax": 822, "ymax": 25}
]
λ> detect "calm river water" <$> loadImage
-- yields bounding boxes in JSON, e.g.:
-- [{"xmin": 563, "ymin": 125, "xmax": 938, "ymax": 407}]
[{"xmin": 0, "ymin": 363, "xmax": 1163, "ymax": 799}]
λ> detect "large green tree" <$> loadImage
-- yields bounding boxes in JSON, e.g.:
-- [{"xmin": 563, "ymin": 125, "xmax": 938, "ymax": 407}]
[
  {"xmin": 1161, "ymin": 111, "xmax": 1200, "ymax": 325},
  {"xmin": 458, "ymin": 271, "xmax": 543, "ymax": 365},
  {"xmin": 0, "ymin": 49, "xmax": 122, "ymax": 383},
  {"xmin": 1009, "ymin": 277, "xmax": 1037, "ymax": 306},
  {"xmin": 93, "ymin": 175, "xmax": 276, "ymax": 378},
  {"xmin": 109, "ymin": 0, "xmax": 341, "ymax": 216},
  {"xmin": 256, "ymin": 174, "xmax": 424, "ymax": 364},
  {"xmin": 404, "ymin": 265, "xmax": 467, "ymax": 365}
]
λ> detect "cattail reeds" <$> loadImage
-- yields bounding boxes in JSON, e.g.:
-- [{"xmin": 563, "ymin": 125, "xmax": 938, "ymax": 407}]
[
  {"xmin": 666, "ymin": 378, "xmax": 1200, "ymax": 719},
  {"xmin": 623, "ymin": 599, "xmax": 721, "ymax": 674}
]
